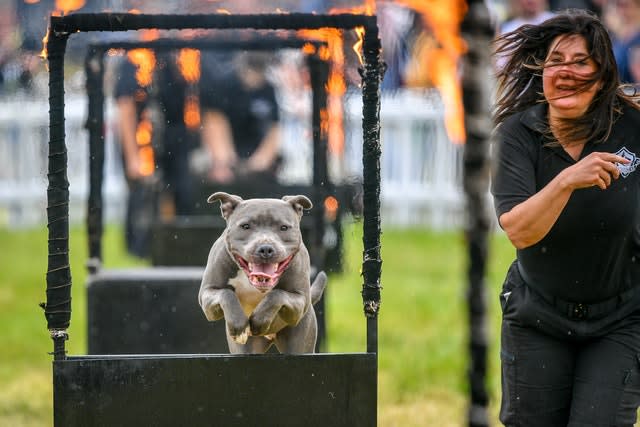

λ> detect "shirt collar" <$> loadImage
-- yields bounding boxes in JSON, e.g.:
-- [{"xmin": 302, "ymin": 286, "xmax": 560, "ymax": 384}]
[{"xmin": 520, "ymin": 103, "xmax": 548, "ymax": 134}]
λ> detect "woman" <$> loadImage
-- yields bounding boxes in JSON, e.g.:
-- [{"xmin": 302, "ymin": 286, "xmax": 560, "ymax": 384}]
[{"xmin": 492, "ymin": 9, "xmax": 640, "ymax": 426}]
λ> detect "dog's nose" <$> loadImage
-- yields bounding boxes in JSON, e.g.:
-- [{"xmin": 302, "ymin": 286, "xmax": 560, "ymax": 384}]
[{"xmin": 257, "ymin": 244, "xmax": 275, "ymax": 259}]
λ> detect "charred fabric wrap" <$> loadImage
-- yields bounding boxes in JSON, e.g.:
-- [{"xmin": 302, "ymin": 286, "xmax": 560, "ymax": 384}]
[{"xmin": 43, "ymin": 12, "xmax": 383, "ymax": 358}]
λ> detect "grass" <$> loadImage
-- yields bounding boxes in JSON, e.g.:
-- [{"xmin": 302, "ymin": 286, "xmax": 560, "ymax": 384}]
[{"xmin": 0, "ymin": 219, "xmax": 515, "ymax": 426}]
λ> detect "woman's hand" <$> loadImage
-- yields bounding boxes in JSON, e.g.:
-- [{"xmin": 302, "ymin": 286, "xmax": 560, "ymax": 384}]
[{"xmin": 560, "ymin": 152, "xmax": 630, "ymax": 190}]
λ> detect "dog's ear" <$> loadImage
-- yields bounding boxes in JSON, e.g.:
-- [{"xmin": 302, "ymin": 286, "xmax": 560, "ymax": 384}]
[
  {"xmin": 282, "ymin": 195, "xmax": 312, "ymax": 217},
  {"xmin": 207, "ymin": 192, "xmax": 243, "ymax": 220}
]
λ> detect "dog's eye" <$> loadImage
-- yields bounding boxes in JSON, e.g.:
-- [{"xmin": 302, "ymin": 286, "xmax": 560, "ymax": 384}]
[
  {"xmin": 280, "ymin": 225, "xmax": 289, "ymax": 231},
  {"xmin": 241, "ymin": 223, "xmax": 250, "ymax": 230}
]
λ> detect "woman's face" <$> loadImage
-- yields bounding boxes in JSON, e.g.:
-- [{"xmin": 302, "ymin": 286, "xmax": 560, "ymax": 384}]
[{"xmin": 542, "ymin": 34, "xmax": 601, "ymax": 120}]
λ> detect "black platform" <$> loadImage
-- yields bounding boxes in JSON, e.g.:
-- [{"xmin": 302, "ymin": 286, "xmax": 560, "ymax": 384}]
[
  {"xmin": 87, "ymin": 267, "xmax": 229, "ymax": 354},
  {"xmin": 53, "ymin": 353, "xmax": 377, "ymax": 427}
]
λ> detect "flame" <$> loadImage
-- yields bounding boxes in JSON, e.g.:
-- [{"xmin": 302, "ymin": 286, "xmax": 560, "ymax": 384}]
[
  {"xmin": 39, "ymin": 0, "xmax": 88, "ymax": 60},
  {"xmin": 135, "ymin": 117, "xmax": 155, "ymax": 177},
  {"xmin": 329, "ymin": 0, "xmax": 375, "ymax": 65},
  {"xmin": 177, "ymin": 49, "xmax": 201, "ymax": 130},
  {"xmin": 55, "ymin": 0, "xmax": 85, "ymax": 15},
  {"xmin": 353, "ymin": 26, "xmax": 366, "ymax": 65},
  {"xmin": 320, "ymin": 108, "xmax": 330, "ymax": 137},
  {"xmin": 184, "ymin": 95, "xmax": 200, "ymax": 130},
  {"xmin": 398, "ymin": 0, "xmax": 468, "ymax": 144},
  {"xmin": 140, "ymin": 29, "xmax": 160, "ymax": 42},
  {"xmin": 127, "ymin": 49, "xmax": 156, "ymax": 87},
  {"xmin": 324, "ymin": 196, "xmax": 339, "ymax": 222},
  {"xmin": 40, "ymin": 28, "xmax": 49, "ymax": 61},
  {"xmin": 297, "ymin": 1, "xmax": 375, "ymax": 155},
  {"xmin": 302, "ymin": 43, "xmax": 316, "ymax": 56},
  {"xmin": 298, "ymin": 28, "xmax": 346, "ymax": 156},
  {"xmin": 177, "ymin": 49, "xmax": 201, "ymax": 83}
]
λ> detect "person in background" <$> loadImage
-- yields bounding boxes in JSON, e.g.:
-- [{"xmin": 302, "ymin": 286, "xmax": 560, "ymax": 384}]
[
  {"xmin": 114, "ymin": 48, "xmax": 197, "ymax": 257},
  {"xmin": 604, "ymin": 0, "xmax": 640, "ymax": 84},
  {"xmin": 548, "ymin": 0, "xmax": 603, "ymax": 15},
  {"xmin": 199, "ymin": 51, "xmax": 281, "ymax": 184},
  {"xmin": 627, "ymin": 44, "xmax": 640, "ymax": 89},
  {"xmin": 494, "ymin": 0, "xmax": 556, "ymax": 70},
  {"xmin": 498, "ymin": 0, "xmax": 556, "ymax": 35},
  {"xmin": 114, "ymin": 52, "xmax": 158, "ymax": 257},
  {"xmin": 492, "ymin": 9, "xmax": 640, "ymax": 426}
]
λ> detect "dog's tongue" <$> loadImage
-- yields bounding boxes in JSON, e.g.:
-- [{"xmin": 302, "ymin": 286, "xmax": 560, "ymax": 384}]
[{"xmin": 249, "ymin": 262, "xmax": 278, "ymax": 276}]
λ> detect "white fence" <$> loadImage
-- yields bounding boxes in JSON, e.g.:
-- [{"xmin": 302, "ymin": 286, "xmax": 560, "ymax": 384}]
[
  {"xmin": 0, "ymin": 89, "xmax": 467, "ymax": 229},
  {"xmin": 0, "ymin": 95, "xmax": 126, "ymax": 228}
]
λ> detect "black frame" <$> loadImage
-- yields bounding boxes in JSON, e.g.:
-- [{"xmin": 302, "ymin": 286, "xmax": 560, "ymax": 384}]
[
  {"xmin": 83, "ymin": 35, "xmax": 332, "ymax": 354},
  {"xmin": 83, "ymin": 35, "xmax": 332, "ymax": 269},
  {"xmin": 43, "ymin": 12, "xmax": 383, "ymax": 427}
]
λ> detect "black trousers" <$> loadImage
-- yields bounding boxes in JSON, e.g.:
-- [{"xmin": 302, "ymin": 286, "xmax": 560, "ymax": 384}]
[{"xmin": 499, "ymin": 261, "xmax": 640, "ymax": 427}]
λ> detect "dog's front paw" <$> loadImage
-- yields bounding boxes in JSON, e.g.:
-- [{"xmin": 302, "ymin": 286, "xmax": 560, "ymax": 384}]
[
  {"xmin": 230, "ymin": 324, "xmax": 251, "ymax": 344},
  {"xmin": 227, "ymin": 316, "xmax": 251, "ymax": 344},
  {"xmin": 249, "ymin": 314, "xmax": 273, "ymax": 337}
]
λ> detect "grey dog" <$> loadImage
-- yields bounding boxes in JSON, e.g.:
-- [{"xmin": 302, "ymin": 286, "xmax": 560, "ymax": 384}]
[{"xmin": 198, "ymin": 192, "xmax": 327, "ymax": 354}]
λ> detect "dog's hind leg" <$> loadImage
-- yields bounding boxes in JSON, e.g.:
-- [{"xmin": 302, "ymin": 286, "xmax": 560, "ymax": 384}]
[{"xmin": 227, "ymin": 335, "xmax": 274, "ymax": 354}]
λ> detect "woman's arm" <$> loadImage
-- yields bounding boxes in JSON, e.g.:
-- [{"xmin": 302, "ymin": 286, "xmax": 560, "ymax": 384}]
[{"xmin": 500, "ymin": 152, "xmax": 628, "ymax": 249}]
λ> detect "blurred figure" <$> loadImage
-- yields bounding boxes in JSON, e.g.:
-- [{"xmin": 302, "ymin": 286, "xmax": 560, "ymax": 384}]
[
  {"xmin": 114, "ymin": 50, "xmax": 158, "ymax": 257},
  {"xmin": 114, "ymin": 47, "xmax": 198, "ymax": 257},
  {"xmin": 604, "ymin": 0, "xmax": 640, "ymax": 84},
  {"xmin": 548, "ymin": 0, "xmax": 603, "ymax": 14},
  {"xmin": 628, "ymin": 44, "xmax": 640, "ymax": 88},
  {"xmin": 495, "ymin": 0, "xmax": 556, "ymax": 70},
  {"xmin": 198, "ymin": 51, "xmax": 281, "ymax": 183},
  {"xmin": 498, "ymin": 0, "xmax": 556, "ymax": 35},
  {"xmin": 377, "ymin": 1, "xmax": 416, "ymax": 91}
]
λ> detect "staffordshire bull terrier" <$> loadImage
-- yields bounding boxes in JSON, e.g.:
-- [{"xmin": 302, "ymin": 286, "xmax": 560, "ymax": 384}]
[{"xmin": 198, "ymin": 192, "xmax": 327, "ymax": 354}]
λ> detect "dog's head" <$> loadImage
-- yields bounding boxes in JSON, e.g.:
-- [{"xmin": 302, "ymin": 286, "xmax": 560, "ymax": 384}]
[{"xmin": 208, "ymin": 192, "xmax": 312, "ymax": 292}]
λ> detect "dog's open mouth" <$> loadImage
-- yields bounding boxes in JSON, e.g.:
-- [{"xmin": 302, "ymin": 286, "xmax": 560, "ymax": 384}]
[{"xmin": 235, "ymin": 255, "xmax": 294, "ymax": 291}]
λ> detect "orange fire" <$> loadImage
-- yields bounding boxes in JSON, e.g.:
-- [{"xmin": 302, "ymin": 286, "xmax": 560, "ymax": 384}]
[
  {"xmin": 126, "ymin": 47, "xmax": 158, "ymax": 176},
  {"xmin": 298, "ymin": 28, "xmax": 346, "ymax": 156},
  {"xmin": 127, "ymin": 49, "xmax": 156, "ymax": 87},
  {"xmin": 329, "ymin": 0, "xmax": 375, "ymax": 65},
  {"xmin": 39, "ymin": 29, "xmax": 50, "ymax": 61},
  {"xmin": 177, "ymin": 48, "xmax": 201, "ymax": 83},
  {"xmin": 324, "ymin": 195, "xmax": 339, "ymax": 222},
  {"xmin": 298, "ymin": 1, "xmax": 376, "ymax": 157},
  {"xmin": 135, "ymin": 117, "xmax": 155, "ymax": 177},
  {"xmin": 399, "ymin": 0, "xmax": 468, "ymax": 144},
  {"xmin": 55, "ymin": 0, "xmax": 85, "ymax": 15},
  {"xmin": 39, "ymin": 0, "xmax": 87, "ymax": 60},
  {"xmin": 352, "ymin": 26, "xmax": 366, "ymax": 65},
  {"xmin": 177, "ymin": 48, "xmax": 201, "ymax": 130}
]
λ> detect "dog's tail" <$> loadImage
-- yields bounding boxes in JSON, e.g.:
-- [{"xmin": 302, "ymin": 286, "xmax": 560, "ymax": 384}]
[{"xmin": 310, "ymin": 271, "xmax": 327, "ymax": 305}]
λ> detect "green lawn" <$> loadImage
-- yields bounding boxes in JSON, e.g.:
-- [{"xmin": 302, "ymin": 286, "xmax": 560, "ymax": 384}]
[{"xmin": 0, "ymin": 219, "xmax": 515, "ymax": 426}]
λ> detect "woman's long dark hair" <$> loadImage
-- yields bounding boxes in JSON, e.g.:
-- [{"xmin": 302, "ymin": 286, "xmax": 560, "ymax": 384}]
[{"xmin": 493, "ymin": 8, "xmax": 638, "ymax": 144}]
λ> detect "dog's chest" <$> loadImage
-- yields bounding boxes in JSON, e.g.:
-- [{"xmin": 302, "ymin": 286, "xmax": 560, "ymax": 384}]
[{"xmin": 228, "ymin": 269, "xmax": 267, "ymax": 316}]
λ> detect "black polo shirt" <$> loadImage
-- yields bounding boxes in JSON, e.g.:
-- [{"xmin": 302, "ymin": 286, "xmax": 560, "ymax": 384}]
[
  {"xmin": 199, "ymin": 72, "xmax": 279, "ymax": 159},
  {"xmin": 492, "ymin": 102, "xmax": 640, "ymax": 303}
]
